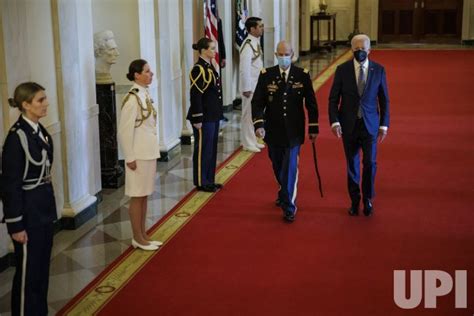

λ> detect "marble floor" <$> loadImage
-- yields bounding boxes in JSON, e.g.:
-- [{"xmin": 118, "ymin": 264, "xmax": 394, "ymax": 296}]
[{"xmin": 2, "ymin": 43, "xmax": 470, "ymax": 314}]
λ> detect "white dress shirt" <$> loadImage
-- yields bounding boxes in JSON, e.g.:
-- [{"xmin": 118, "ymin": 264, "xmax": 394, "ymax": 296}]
[
  {"xmin": 22, "ymin": 115, "xmax": 47, "ymax": 143},
  {"xmin": 279, "ymin": 65, "xmax": 291, "ymax": 81}
]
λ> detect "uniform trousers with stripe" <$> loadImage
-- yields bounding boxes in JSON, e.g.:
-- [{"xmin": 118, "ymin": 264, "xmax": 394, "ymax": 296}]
[
  {"xmin": 192, "ymin": 121, "xmax": 219, "ymax": 187},
  {"xmin": 11, "ymin": 223, "xmax": 54, "ymax": 316},
  {"xmin": 268, "ymin": 145, "xmax": 301, "ymax": 213}
]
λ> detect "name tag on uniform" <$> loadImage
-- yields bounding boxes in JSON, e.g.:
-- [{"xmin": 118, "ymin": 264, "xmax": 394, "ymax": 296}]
[
  {"xmin": 267, "ymin": 84, "xmax": 278, "ymax": 92},
  {"xmin": 292, "ymin": 82, "xmax": 303, "ymax": 89}
]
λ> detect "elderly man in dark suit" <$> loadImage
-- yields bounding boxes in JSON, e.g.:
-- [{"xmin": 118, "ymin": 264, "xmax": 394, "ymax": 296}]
[
  {"xmin": 328, "ymin": 34, "xmax": 390, "ymax": 217},
  {"xmin": 252, "ymin": 40, "xmax": 319, "ymax": 223}
]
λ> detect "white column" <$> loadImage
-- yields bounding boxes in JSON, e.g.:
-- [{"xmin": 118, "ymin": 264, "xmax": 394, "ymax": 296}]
[
  {"xmin": 261, "ymin": 0, "xmax": 280, "ymax": 67},
  {"xmin": 0, "ymin": 1, "xmax": 9, "ymax": 259},
  {"xmin": 462, "ymin": 0, "xmax": 474, "ymax": 41},
  {"xmin": 369, "ymin": 0, "xmax": 379, "ymax": 41},
  {"xmin": 279, "ymin": 0, "xmax": 288, "ymax": 40},
  {"xmin": 249, "ymin": 0, "xmax": 263, "ymax": 17},
  {"xmin": 0, "ymin": 0, "xmax": 65, "ymax": 254},
  {"xmin": 138, "ymin": 0, "xmax": 160, "ymax": 142},
  {"xmin": 179, "ymin": 0, "xmax": 194, "ymax": 141},
  {"xmin": 1, "ymin": 0, "xmax": 64, "ymax": 219},
  {"xmin": 154, "ymin": 0, "xmax": 184, "ymax": 153},
  {"xmin": 53, "ymin": 0, "xmax": 99, "ymax": 223},
  {"xmin": 300, "ymin": 0, "xmax": 311, "ymax": 52},
  {"xmin": 288, "ymin": 0, "xmax": 300, "ymax": 58}
]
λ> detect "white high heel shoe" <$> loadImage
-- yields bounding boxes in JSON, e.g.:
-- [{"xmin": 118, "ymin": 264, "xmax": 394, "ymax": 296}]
[
  {"xmin": 148, "ymin": 240, "xmax": 163, "ymax": 246},
  {"xmin": 132, "ymin": 239, "xmax": 159, "ymax": 251}
]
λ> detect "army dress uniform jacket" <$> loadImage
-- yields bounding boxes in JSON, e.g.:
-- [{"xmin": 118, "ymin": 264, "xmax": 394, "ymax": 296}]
[
  {"xmin": 118, "ymin": 83, "xmax": 160, "ymax": 163},
  {"xmin": 1, "ymin": 116, "xmax": 57, "ymax": 234},
  {"xmin": 251, "ymin": 65, "xmax": 319, "ymax": 147},
  {"xmin": 187, "ymin": 57, "xmax": 223, "ymax": 124}
]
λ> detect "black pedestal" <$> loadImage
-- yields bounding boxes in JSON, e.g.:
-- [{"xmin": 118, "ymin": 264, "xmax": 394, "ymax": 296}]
[{"xmin": 96, "ymin": 83, "xmax": 125, "ymax": 188}]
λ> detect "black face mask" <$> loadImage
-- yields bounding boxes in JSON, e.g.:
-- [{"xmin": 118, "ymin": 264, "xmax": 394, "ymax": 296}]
[{"xmin": 353, "ymin": 50, "xmax": 368, "ymax": 63}]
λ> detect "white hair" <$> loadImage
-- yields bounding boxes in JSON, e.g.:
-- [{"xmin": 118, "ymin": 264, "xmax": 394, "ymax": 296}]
[{"xmin": 351, "ymin": 34, "xmax": 371, "ymax": 50}]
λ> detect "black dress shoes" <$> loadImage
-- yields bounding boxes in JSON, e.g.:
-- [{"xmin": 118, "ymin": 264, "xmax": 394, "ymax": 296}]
[
  {"xmin": 348, "ymin": 200, "xmax": 359, "ymax": 216},
  {"xmin": 363, "ymin": 199, "xmax": 373, "ymax": 216},
  {"xmin": 213, "ymin": 183, "xmax": 223, "ymax": 190},
  {"xmin": 283, "ymin": 210, "xmax": 295, "ymax": 222},
  {"xmin": 197, "ymin": 184, "xmax": 217, "ymax": 192}
]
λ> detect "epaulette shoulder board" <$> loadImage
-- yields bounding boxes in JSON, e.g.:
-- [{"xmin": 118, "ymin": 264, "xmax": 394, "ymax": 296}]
[
  {"xmin": 240, "ymin": 39, "xmax": 252, "ymax": 53},
  {"xmin": 303, "ymin": 68, "xmax": 309, "ymax": 74},
  {"xmin": 261, "ymin": 68, "xmax": 267, "ymax": 74},
  {"xmin": 122, "ymin": 89, "xmax": 139, "ymax": 109}
]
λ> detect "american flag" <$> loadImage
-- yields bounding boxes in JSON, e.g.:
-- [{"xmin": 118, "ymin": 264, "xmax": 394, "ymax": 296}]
[
  {"xmin": 235, "ymin": 0, "xmax": 249, "ymax": 49},
  {"xmin": 204, "ymin": 0, "xmax": 220, "ymax": 72}
]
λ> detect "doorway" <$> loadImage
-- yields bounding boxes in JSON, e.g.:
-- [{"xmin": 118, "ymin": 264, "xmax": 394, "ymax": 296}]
[{"xmin": 378, "ymin": 0, "xmax": 463, "ymax": 43}]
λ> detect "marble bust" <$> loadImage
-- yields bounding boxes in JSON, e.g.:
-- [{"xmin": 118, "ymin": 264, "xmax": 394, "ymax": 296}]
[{"xmin": 94, "ymin": 30, "xmax": 120, "ymax": 84}]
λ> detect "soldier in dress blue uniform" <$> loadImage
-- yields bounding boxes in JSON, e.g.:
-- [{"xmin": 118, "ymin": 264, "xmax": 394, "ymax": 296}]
[
  {"xmin": 1, "ymin": 82, "xmax": 56, "ymax": 315},
  {"xmin": 187, "ymin": 37, "xmax": 224, "ymax": 193},
  {"xmin": 252, "ymin": 41, "xmax": 319, "ymax": 222}
]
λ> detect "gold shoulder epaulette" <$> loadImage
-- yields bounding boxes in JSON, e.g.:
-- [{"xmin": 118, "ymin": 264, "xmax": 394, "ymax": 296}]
[
  {"xmin": 303, "ymin": 68, "xmax": 309, "ymax": 74},
  {"xmin": 130, "ymin": 88, "xmax": 139, "ymax": 94},
  {"xmin": 261, "ymin": 68, "xmax": 267, "ymax": 74},
  {"xmin": 239, "ymin": 39, "xmax": 252, "ymax": 53}
]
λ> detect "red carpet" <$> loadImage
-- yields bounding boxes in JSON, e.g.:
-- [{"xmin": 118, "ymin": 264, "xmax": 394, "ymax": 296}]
[{"xmin": 63, "ymin": 50, "xmax": 474, "ymax": 315}]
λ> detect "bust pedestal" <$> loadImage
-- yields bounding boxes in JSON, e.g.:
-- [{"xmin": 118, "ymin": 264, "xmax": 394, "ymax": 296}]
[{"xmin": 96, "ymin": 82, "xmax": 125, "ymax": 188}]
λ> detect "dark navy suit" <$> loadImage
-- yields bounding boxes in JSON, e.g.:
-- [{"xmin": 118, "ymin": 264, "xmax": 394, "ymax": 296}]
[
  {"xmin": 1, "ymin": 115, "xmax": 57, "ymax": 316},
  {"xmin": 328, "ymin": 58, "xmax": 390, "ymax": 204},
  {"xmin": 187, "ymin": 57, "xmax": 223, "ymax": 187},
  {"xmin": 252, "ymin": 65, "xmax": 319, "ymax": 215}
]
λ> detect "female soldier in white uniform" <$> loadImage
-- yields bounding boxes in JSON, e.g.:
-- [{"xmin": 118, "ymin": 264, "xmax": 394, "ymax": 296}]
[{"xmin": 118, "ymin": 59, "xmax": 162, "ymax": 251}]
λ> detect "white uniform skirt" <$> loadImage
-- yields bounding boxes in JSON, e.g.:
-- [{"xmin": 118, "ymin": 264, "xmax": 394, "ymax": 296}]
[{"xmin": 125, "ymin": 159, "xmax": 157, "ymax": 197}]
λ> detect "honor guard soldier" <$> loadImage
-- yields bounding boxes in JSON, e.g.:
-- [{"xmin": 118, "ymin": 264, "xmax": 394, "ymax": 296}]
[
  {"xmin": 252, "ymin": 41, "xmax": 319, "ymax": 222},
  {"xmin": 1, "ymin": 82, "xmax": 57, "ymax": 315},
  {"xmin": 187, "ymin": 37, "xmax": 224, "ymax": 193},
  {"xmin": 239, "ymin": 16, "xmax": 264, "ymax": 152},
  {"xmin": 118, "ymin": 59, "xmax": 163, "ymax": 251}
]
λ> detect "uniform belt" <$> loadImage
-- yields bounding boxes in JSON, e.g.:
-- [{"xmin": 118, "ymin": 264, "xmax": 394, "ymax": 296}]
[{"xmin": 23, "ymin": 176, "xmax": 52, "ymax": 186}]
